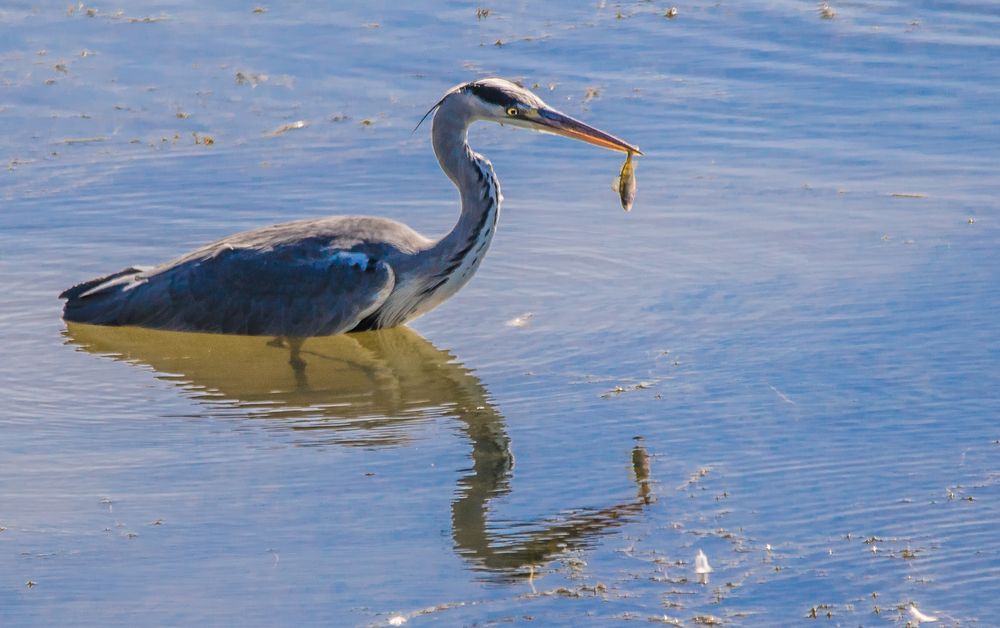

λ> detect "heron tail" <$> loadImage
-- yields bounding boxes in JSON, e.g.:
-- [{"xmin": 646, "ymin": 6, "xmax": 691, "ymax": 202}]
[{"xmin": 60, "ymin": 266, "xmax": 148, "ymax": 324}]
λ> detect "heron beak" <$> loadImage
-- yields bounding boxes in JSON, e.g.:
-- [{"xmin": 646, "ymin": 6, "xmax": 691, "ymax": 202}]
[{"xmin": 534, "ymin": 107, "xmax": 642, "ymax": 155}]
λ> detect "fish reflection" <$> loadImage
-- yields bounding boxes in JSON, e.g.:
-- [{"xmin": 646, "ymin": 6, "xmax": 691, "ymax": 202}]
[{"xmin": 64, "ymin": 323, "xmax": 654, "ymax": 576}]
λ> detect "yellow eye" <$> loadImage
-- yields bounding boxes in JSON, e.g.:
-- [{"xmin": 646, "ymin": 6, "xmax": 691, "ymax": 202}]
[{"xmin": 506, "ymin": 106, "xmax": 518, "ymax": 117}]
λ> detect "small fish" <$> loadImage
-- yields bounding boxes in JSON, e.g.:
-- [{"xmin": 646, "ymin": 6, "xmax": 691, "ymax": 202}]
[{"xmin": 618, "ymin": 151, "xmax": 637, "ymax": 211}]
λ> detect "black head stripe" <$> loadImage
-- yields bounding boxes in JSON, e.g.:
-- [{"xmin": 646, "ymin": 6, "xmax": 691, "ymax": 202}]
[{"xmin": 466, "ymin": 82, "xmax": 518, "ymax": 109}]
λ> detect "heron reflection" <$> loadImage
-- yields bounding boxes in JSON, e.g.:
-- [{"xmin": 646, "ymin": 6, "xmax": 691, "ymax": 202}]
[{"xmin": 64, "ymin": 323, "xmax": 654, "ymax": 576}]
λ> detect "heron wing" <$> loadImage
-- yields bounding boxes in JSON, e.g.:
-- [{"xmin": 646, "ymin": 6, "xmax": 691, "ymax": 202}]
[{"xmin": 68, "ymin": 243, "xmax": 395, "ymax": 337}]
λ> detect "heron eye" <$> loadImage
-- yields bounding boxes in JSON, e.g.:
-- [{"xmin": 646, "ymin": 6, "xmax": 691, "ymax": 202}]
[{"xmin": 506, "ymin": 107, "xmax": 518, "ymax": 117}]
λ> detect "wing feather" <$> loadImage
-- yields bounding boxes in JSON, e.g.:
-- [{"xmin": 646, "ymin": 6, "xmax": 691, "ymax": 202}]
[{"xmin": 65, "ymin": 244, "xmax": 395, "ymax": 337}]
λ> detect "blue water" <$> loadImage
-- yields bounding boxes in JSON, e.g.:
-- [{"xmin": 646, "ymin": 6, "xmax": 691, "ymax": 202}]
[{"xmin": 2, "ymin": 1, "xmax": 999, "ymax": 625}]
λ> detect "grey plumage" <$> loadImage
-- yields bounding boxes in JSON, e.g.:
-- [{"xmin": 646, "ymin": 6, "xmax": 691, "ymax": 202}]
[{"xmin": 61, "ymin": 78, "xmax": 639, "ymax": 336}]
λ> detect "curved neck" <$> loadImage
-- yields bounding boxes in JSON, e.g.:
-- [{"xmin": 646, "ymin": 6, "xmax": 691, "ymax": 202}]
[{"xmin": 426, "ymin": 97, "xmax": 501, "ymax": 267}]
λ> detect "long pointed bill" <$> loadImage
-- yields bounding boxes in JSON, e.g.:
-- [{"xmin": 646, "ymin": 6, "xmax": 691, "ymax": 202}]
[{"xmin": 535, "ymin": 108, "xmax": 642, "ymax": 155}]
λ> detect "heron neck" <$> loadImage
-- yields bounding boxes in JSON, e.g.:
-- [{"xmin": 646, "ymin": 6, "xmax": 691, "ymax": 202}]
[{"xmin": 425, "ymin": 104, "xmax": 501, "ymax": 273}]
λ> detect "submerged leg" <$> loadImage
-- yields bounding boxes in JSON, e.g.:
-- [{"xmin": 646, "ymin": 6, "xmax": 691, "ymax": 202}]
[
  {"xmin": 286, "ymin": 336, "xmax": 306, "ymax": 370},
  {"xmin": 265, "ymin": 336, "xmax": 307, "ymax": 371}
]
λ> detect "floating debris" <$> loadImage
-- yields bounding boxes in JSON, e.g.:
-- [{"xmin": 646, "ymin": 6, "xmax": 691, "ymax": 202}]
[
  {"xmin": 476, "ymin": 8, "xmax": 490, "ymax": 19},
  {"xmin": 807, "ymin": 605, "xmax": 835, "ymax": 619},
  {"xmin": 54, "ymin": 63, "xmax": 69, "ymax": 74},
  {"xmin": 601, "ymin": 381, "xmax": 656, "ymax": 398},
  {"xmin": 58, "ymin": 136, "xmax": 108, "ymax": 145},
  {"xmin": 253, "ymin": 6, "xmax": 266, "ymax": 13},
  {"xmin": 889, "ymin": 192, "xmax": 927, "ymax": 198},
  {"xmin": 128, "ymin": 15, "xmax": 169, "ymax": 24},
  {"xmin": 235, "ymin": 71, "xmax": 268, "ymax": 87},
  {"xmin": 268, "ymin": 120, "xmax": 307, "ymax": 137},
  {"xmin": 908, "ymin": 604, "xmax": 938, "ymax": 624},
  {"xmin": 193, "ymin": 132, "xmax": 215, "ymax": 145},
  {"xmin": 25, "ymin": 580, "xmax": 36, "ymax": 588},
  {"xmin": 67, "ymin": 4, "xmax": 95, "ymax": 16},
  {"xmin": 695, "ymin": 550, "xmax": 712, "ymax": 573},
  {"xmin": 665, "ymin": 7, "xmax": 678, "ymax": 18},
  {"xmin": 818, "ymin": 3, "xmax": 836, "ymax": 19},
  {"xmin": 176, "ymin": 111, "xmax": 190, "ymax": 119},
  {"xmin": 679, "ymin": 467, "xmax": 711, "ymax": 490},
  {"xmin": 505, "ymin": 312, "xmax": 533, "ymax": 328},
  {"xmin": 767, "ymin": 383, "xmax": 795, "ymax": 405},
  {"xmin": 388, "ymin": 615, "xmax": 407, "ymax": 626},
  {"xmin": 604, "ymin": 385, "xmax": 626, "ymax": 397},
  {"xmin": 584, "ymin": 86, "xmax": 601, "ymax": 103},
  {"xmin": 618, "ymin": 151, "xmax": 637, "ymax": 211},
  {"xmin": 695, "ymin": 549, "xmax": 712, "ymax": 584},
  {"xmin": 522, "ymin": 585, "xmax": 599, "ymax": 599}
]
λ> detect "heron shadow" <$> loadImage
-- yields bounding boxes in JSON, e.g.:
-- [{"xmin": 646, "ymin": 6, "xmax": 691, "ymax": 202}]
[{"xmin": 64, "ymin": 323, "xmax": 654, "ymax": 578}]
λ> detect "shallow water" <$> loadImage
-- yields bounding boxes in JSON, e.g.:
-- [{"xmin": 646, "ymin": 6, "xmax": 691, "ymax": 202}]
[{"xmin": 2, "ymin": 1, "xmax": 999, "ymax": 625}]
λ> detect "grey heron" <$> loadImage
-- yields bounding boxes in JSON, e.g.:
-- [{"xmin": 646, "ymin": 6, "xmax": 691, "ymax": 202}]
[{"xmin": 61, "ymin": 78, "xmax": 640, "ymax": 336}]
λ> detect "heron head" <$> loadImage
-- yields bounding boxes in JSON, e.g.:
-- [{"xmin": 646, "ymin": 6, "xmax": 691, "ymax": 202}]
[{"xmin": 427, "ymin": 78, "xmax": 641, "ymax": 155}]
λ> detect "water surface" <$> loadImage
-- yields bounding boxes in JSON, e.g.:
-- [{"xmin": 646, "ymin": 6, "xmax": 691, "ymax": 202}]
[{"xmin": 2, "ymin": 1, "xmax": 999, "ymax": 625}]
